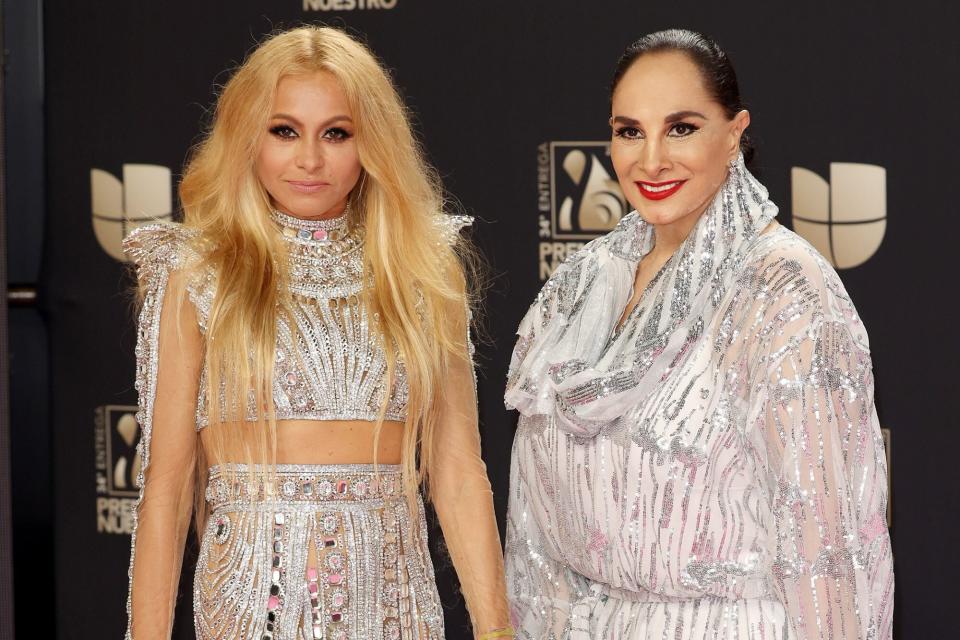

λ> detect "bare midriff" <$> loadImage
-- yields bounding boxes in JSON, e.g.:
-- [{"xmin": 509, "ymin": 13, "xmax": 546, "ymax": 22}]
[{"xmin": 199, "ymin": 419, "xmax": 406, "ymax": 465}]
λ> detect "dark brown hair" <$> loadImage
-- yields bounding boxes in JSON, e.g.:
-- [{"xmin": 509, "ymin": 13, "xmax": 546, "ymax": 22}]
[{"xmin": 612, "ymin": 29, "xmax": 754, "ymax": 164}]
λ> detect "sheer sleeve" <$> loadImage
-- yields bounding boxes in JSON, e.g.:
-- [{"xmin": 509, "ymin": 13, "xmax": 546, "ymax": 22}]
[
  {"xmin": 428, "ymin": 300, "xmax": 512, "ymax": 638},
  {"xmin": 123, "ymin": 226, "xmax": 203, "ymax": 639},
  {"xmin": 762, "ymin": 258, "xmax": 894, "ymax": 639}
]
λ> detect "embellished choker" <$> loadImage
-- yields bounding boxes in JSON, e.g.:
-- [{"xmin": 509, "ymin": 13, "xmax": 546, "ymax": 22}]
[
  {"xmin": 271, "ymin": 209, "xmax": 350, "ymax": 243},
  {"xmin": 270, "ymin": 208, "xmax": 366, "ymax": 300}
]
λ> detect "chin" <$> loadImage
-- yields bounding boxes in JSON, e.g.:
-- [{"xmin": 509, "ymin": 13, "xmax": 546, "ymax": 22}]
[
  {"xmin": 285, "ymin": 195, "xmax": 338, "ymax": 216},
  {"xmin": 633, "ymin": 205, "xmax": 684, "ymax": 226}
]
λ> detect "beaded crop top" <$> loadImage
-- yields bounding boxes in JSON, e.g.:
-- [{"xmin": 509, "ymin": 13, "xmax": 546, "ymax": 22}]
[{"xmin": 123, "ymin": 210, "xmax": 471, "ymax": 430}]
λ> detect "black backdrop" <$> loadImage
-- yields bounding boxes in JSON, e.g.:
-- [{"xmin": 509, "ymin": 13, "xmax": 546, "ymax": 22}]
[{"xmin": 41, "ymin": 1, "xmax": 960, "ymax": 638}]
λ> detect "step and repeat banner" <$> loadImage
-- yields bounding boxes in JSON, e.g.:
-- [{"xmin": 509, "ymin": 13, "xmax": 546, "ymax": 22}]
[{"xmin": 43, "ymin": 1, "xmax": 958, "ymax": 638}]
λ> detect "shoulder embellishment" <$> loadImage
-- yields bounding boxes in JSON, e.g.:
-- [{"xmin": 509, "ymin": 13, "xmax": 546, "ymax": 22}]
[
  {"xmin": 122, "ymin": 223, "xmax": 199, "ymax": 286},
  {"xmin": 434, "ymin": 214, "xmax": 473, "ymax": 246}
]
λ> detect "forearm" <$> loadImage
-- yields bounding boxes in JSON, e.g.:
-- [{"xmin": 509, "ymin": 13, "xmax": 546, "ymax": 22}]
[
  {"xmin": 130, "ymin": 467, "xmax": 195, "ymax": 639},
  {"xmin": 432, "ymin": 459, "xmax": 510, "ymax": 637}
]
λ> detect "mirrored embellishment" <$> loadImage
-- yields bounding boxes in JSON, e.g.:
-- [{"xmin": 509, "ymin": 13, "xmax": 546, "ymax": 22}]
[
  {"xmin": 214, "ymin": 514, "xmax": 231, "ymax": 544},
  {"xmin": 317, "ymin": 480, "xmax": 333, "ymax": 497},
  {"xmin": 352, "ymin": 480, "xmax": 368, "ymax": 497},
  {"xmin": 323, "ymin": 514, "xmax": 338, "ymax": 533}
]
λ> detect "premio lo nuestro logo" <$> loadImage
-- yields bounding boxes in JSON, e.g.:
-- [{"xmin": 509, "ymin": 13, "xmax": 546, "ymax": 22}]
[
  {"xmin": 537, "ymin": 141, "xmax": 628, "ymax": 279},
  {"xmin": 302, "ymin": 0, "xmax": 397, "ymax": 11},
  {"xmin": 791, "ymin": 162, "xmax": 886, "ymax": 269},
  {"xmin": 94, "ymin": 405, "xmax": 141, "ymax": 535},
  {"xmin": 91, "ymin": 163, "xmax": 173, "ymax": 261}
]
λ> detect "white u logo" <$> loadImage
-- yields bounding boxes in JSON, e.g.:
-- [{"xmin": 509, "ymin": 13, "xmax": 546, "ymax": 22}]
[
  {"xmin": 790, "ymin": 163, "xmax": 886, "ymax": 269},
  {"xmin": 90, "ymin": 164, "xmax": 173, "ymax": 261}
]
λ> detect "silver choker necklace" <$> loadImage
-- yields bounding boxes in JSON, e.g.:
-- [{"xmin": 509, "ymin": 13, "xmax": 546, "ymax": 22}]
[{"xmin": 271, "ymin": 208, "xmax": 349, "ymax": 242}]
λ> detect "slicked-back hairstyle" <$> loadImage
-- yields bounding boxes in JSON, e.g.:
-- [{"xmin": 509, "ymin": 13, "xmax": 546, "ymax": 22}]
[{"xmin": 611, "ymin": 29, "xmax": 755, "ymax": 164}]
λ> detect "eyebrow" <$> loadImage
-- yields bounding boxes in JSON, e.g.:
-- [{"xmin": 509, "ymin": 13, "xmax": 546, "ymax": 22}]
[
  {"xmin": 612, "ymin": 110, "xmax": 708, "ymax": 126},
  {"xmin": 269, "ymin": 113, "xmax": 354, "ymax": 128}
]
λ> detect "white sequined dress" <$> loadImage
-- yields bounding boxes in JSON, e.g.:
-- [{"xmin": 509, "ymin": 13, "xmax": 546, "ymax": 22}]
[{"xmin": 504, "ymin": 158, "xmax": 893, "ymax": 639}]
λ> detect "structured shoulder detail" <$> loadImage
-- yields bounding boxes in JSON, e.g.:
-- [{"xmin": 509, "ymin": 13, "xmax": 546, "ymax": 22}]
[
  {"xmin": 122, "ymin": 223, "xmax": 201, "ymax": 286},
  {"xmin": 434, "ymin": 214, "xmax": 473, "ymax": 246}
]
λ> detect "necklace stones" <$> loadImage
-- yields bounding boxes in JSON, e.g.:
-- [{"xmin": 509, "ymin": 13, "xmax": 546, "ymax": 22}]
[{"xmin": 271, "ymin": 208, "xmax": 350, "ymax": 243}]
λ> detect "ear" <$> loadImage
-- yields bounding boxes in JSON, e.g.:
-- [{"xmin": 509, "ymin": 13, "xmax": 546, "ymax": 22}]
[{"xmin": 729, "ymin": 109, "xmax": 751, "ymax": 158}]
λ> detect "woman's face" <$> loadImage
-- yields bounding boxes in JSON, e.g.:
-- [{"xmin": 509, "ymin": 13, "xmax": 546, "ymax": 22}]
[
  {"xmin": 610, "ymin": 51, "xmax": 749, "ymax": 230},
  {"xmin": 256, "ymin": 71, "xmax": 362, "ymax": 220}
]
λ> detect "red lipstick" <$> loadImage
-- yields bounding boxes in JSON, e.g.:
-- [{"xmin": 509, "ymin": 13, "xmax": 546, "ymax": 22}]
[{"xmin": 636, "ymin": 179, "xmax": 687, "ymax": 201}]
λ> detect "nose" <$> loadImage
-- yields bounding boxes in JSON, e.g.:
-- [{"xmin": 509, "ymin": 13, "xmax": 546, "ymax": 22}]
[
  {"xmin": 295, "ymin": 138, "xmax": 324, "ymax": 173},
  {"xmin": 638, "ymin": 138, "xmax": 672, "ymax": 178}
]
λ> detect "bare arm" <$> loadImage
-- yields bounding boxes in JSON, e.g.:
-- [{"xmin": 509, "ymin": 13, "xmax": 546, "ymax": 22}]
[
  {"xmin": 128, "ymin": 273, "xmax": 202, "ymax": 639},
  {"xmin": 429, "ymin": 303, "xmax": 512, "ymax": 638}
]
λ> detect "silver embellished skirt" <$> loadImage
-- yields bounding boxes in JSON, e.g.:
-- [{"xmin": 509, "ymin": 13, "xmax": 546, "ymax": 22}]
[{"xmin": 194, "ymin": 464, "xmax": 444, "ymax": 640}]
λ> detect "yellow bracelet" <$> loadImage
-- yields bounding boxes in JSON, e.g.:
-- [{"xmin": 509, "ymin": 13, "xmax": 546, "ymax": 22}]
[{"xmin": 478, "ymin": 627, "xmax": 515, "ymax": 640}]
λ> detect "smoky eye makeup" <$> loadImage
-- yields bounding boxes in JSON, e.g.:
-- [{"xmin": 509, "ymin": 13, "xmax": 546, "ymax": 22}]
[
  {"xmin": 323, "ymin": 127, "xmax": 353, "ymax": 142},
  {"xmin": 269, "ymin": 124, "xmax": 298, "ymax": 139}
]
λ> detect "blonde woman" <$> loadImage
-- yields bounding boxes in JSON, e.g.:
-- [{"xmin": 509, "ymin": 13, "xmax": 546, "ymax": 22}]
[{"xmin": 123, "ymin": 27, "xmax": 512, "ymax": 640}]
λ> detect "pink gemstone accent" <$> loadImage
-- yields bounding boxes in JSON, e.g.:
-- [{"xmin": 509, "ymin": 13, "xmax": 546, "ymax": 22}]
[
  {"xmin": 328, "ymin": 573, "xmax": 343, "ymax": 585},
  {"xmin": 313, "ymin": 229, "xmax": 328, "ymax": 241},
  {"xmin": 332, "ymin": 592, "xmax": 346, "ymax": 608},
  {"xmin": 307, "ymin": 568, "xmax": 318, "ymax": 581},
  {"xmin": 336, "ymin": 480, "xmax": 348, "ymax": 494},
  {"xmin": 331, "ymin": 612, "xmax": 342, "ymax": 622},
  {"xmin": 308, "ymin": 582, "xmax": 319, "ymax": 595},
  {"xmin": 267, "ymin": 595, "xmax": 280, "ymax": 610}
]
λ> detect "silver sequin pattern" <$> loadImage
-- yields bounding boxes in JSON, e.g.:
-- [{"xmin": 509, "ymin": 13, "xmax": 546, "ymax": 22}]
[
  {"xmin": 504, "ymin": 159, "xmax": 893, "ymax": 639},
  {"xmin": 121, "ymin": 213, "xmax": 472, "ymax": 639}
]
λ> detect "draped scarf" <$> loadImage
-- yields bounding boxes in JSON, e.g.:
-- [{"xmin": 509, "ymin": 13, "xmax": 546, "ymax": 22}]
[{"xmin": 505, "ymin": 155, "xmax": 778, "ymax": 437}]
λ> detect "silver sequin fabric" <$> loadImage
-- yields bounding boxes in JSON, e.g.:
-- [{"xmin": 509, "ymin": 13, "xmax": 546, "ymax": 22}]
[
  {"xmin": 121, "ymin": 214, "xmax": 471, "ymax": 640},
  {"xmin": 504, "ymin": 160, "xmax": 893, "ymax": 639},
  {"xmin": 126, "ymin": 220, "xmax": 412, "ymax": 427},
  {"xmin": 195, "ymin": 464, "xmax": 443, "ymax": 640}
]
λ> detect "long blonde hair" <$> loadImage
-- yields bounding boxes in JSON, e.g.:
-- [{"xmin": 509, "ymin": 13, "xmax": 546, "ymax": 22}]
[{"xmin": 178, "ymin": 26, "xmax": 477, "ymax": 524}]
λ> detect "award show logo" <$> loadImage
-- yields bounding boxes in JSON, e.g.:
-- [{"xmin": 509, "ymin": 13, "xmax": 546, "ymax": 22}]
[
  {"xmin": 94, "ymin": 405, "xmax": 141, "ymax": 535},
  {"xmin": 90, "ymin": 163, "xmax": 173, "ymax": 262},
  {"xmin": 537, "ymin": 141, "xmax": 628, "ymax": 279},
  {"xmin": 791, "ymin": 162, "xmax": 886, "ymax": 269},
  {"xmin": 302, "ymin": 0, "xmax": 397, "ymax": 11}
]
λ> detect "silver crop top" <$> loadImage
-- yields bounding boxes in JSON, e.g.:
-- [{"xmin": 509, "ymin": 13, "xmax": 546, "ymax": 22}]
[{"xmin": 123, "ymin": 210, "xmax": 471, "ymax": 430}]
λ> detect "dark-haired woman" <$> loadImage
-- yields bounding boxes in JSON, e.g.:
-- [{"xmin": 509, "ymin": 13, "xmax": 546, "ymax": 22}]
[{"xmin": 504, "ymin": 29, "xmax": 892, "ymax": 639}]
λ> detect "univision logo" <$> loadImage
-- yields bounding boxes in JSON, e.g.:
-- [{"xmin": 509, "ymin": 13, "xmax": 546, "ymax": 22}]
[
  {"xmin": 90, "ymin": 164, "xmax": 173, "ymax": 261},
  {"xmin": 791, "ymin": 163, "xmax": 886, "ymax": 269}
]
